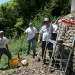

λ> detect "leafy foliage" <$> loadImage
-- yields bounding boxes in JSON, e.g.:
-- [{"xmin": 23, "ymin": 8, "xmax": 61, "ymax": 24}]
[{"xmin": 0, "ymin": 0, "xmax": 71, "ymax": 37}]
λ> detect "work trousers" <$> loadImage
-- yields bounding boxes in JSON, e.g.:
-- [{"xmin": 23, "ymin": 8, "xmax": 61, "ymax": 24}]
[
  {"xmin": 42, "ymin": 41, "xmax": 53, "ymax": 63},
  {"xmin": 0, "ymin": 48, "xmax": 12, "ymax": 66}
]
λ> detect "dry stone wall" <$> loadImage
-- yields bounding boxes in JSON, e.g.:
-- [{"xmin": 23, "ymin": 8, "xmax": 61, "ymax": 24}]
[{"xmin": 57, "ymin": 15, "xmax": 75, "ymax": 72}]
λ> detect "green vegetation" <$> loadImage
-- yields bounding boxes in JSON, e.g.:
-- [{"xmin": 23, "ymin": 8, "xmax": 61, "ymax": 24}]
[{"xmin": 0, "ymin": 0, "xmax": 71, "ymax": 37}]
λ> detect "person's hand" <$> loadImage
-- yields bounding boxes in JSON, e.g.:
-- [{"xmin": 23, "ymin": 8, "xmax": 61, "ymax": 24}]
[
  {"xmin": 7, "ymin": 49, "xmax": 10, "ymax": 53},
  {"xmin": 24, "ymin": 32, "xmax": 27, "ymax": 34}
]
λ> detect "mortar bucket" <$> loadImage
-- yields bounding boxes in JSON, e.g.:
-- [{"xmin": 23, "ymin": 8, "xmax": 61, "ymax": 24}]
[{"xmin": 9, "ymin": 58, "xmax": 19, "ymax": 68}]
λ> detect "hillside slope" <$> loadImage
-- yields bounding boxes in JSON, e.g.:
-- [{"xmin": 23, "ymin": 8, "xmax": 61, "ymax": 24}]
[{"xmin": 0, "ymin": 13, "xmax": 75, "ymax": 75}]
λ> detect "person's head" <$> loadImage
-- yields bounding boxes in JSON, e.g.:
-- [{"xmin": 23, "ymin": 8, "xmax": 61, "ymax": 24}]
[
  {"xmin": 0, "ymin": 30, "xmax": 4, "ymax": 38},
  {"xmin": 29, "ymin": 22, "xmax": 33, "ymax": 28},
  {"xmin": 44, "ymin": 18, "xmax": 51, "ymax": 27}
]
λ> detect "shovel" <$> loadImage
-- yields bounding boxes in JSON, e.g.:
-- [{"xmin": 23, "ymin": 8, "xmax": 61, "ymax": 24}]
[{"xmin": 18, "ymin": 34, "xmax": 25, "ymax": 59}]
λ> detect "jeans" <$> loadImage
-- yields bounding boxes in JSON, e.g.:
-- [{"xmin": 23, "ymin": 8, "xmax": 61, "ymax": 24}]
[
  {"xmin": 26, "ymin": 37, "xmax": 36, "ymax": 55},
  {"xmin": 0, "ymin": 48, "xmax": 12, "ymax": 66}
]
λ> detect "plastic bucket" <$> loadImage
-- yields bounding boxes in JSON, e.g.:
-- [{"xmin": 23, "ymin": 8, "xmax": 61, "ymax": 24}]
[{"xmin": 9, "ymin": 58, "xmax": 19, "ymax": 68}]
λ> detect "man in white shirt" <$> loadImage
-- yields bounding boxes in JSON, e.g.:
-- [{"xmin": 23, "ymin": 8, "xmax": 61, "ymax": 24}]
[
  {"xmin": 0, "ymin": 31, "xmax": 12, "ymax": 67},
  {"xmin": 24, "ymin": 22, "xmax": 38, "ymax": 58},
  {"xmin": 38, "ymin": 18, "xmax": 58, "ymax": 64}
]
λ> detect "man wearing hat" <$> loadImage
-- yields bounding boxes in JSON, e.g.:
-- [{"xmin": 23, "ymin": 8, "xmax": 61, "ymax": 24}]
[
  {"xmin": 0, "ymin": 31, "xmax": 12, "ymax": 67},
  {"xmin": 24, "ymin": 22, "xmax": 38, "ymax": 58},
  {"xmin": 38, "ymin": 18, "xmax": 57, "ymax": 64}
]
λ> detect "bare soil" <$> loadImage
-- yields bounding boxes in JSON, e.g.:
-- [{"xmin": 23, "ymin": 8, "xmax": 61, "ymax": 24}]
[{"xmin": 0, "ymin": 54, "xmax": 63, "ymax": 75}]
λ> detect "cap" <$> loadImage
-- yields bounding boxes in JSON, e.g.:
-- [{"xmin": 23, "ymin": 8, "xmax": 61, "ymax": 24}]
[
  {"xmin": 0, "ymin": 30, "xmax": 4, "ymax": 33},
  {"xmin": 44, "ymin": 18, "xmax": 49, "ymax": 21},
  {"xmin": 29, "ymin": 22, "xmax": 32, "ymax": 26}
]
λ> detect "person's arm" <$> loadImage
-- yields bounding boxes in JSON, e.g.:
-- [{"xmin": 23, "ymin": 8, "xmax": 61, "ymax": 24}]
[
  {"xmin": 53, "ymin": 25, "xmax": 58, "ymax": 32},
  {"xmin": 5, "ymin": 37, "xmax": 10, "ymax": 52},
  {"xmin": 38, "ymin": 33, "xmax": 42, "ymax": 43},
  {"xmin": 34, "ymin": 28, "xmax": 39, "ymax": 41},
  {"xmin": 54, "ymin": 25, "xmax": 58, "ymax": 32},
  {"xmin": 24, "ymin": 32, "xmax": 27, "ymax": 34},
  {"xmin": 6, "ymin": 44, "xmax": 9, "ymax": 51},
  {"xmin": 4, "ymin": 37, "xmax": 9, "ymax": 51},
  {"xmin": 5, "ymin": 41, "xmax": 10, "ymax": 52},
  {"xmin": 24, "ymin": 28, "xmax": 28, "ymax": 34},
  {"xmin": 38, "ymin": 25, "xmax": 44, "ymax": 43}
]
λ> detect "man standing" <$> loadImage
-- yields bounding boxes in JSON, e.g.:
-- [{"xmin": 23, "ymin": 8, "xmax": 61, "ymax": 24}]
[
  {"xmin": 24, "ymin": 22, "xmax": 38, "ymax": 58},
  {"xmin": 0, "ymin": 30, "xmax": 12, "ymax": 67},
  {"xmin": 38, "ymin": 18, "xmax": 58, "ymax": 64}
]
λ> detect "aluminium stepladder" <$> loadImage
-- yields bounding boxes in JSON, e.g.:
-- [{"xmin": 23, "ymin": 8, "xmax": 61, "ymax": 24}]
[
  {"xmin": 47, "ymin": 21, "xmax": 74, "ymax": 75},
  {"xmin": 43, "ymin": 20, "xmax": 61, "ymax": 60},
  {"xmin": 42, "ymin": 22, "xmax": 59, "ymax": 64}
]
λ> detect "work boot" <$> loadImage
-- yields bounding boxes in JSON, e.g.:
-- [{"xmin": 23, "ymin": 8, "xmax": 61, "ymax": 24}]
[
  {"xmin": 43, "ymin": 59, "xmax": 46, "ymax": 65},
  {"xmin": 33, "ymin": 54, "xmax": 37, "ymax": 58}
]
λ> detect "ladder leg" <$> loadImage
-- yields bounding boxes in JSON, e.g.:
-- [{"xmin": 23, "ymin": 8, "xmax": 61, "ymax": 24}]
[
  {"xmin": 64, "ymin": 48, "xmax": 72, "ymax": 75},
  {"xmin": 47, "ymin": 44, "xmax": 56, "ymax": 74}
]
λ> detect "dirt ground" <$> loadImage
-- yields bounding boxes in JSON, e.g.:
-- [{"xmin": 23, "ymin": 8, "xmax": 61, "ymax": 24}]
[{"xmin": 0, "ymin": 54, "xmax": 66, "ymax": 75}]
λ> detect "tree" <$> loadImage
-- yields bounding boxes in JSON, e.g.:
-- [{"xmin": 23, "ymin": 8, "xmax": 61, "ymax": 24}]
[{"xmin": 71, "ymin": 0, "xmax": 75, "ymax": 13}]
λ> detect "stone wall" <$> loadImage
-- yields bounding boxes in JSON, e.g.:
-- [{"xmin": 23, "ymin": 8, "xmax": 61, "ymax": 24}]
[{"xmin": 57, "ymin": 15, "xmax": 75, "ymax": 73}]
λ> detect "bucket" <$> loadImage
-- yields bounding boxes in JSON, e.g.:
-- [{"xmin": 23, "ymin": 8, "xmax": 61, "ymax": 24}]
[{"xmin": 9, "ymin": 58, "xmax": 19, "ymax": 68}]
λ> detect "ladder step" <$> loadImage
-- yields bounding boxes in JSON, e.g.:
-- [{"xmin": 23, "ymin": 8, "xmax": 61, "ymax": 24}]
[
  {"xmin": 54, "ymin": 58, "xmax": 67, "ymax": 62},
  {"xmin": 48, "ymin": 39, "xmax": 56, "ymax": 44}
]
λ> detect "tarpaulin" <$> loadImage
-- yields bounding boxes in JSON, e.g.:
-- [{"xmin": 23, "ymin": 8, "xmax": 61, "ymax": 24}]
[{"xmin": 61, "ymin": 19, "xmax": 75, "ymax": 26}]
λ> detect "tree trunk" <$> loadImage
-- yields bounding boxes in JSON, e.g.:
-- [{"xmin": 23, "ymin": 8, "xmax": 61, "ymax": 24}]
[{"xmin": 71, "ymin": 0, "xmax": 75, "ymax": 13}]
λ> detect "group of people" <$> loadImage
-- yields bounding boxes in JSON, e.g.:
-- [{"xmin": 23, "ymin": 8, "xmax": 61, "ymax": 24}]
[
  {"xmin": 24, "ymin": 18, "xmax": 58, "ymax": 64},
  {"xmin": 0, "ymin": 17, "xmax": 58, "ymax": 67}
]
